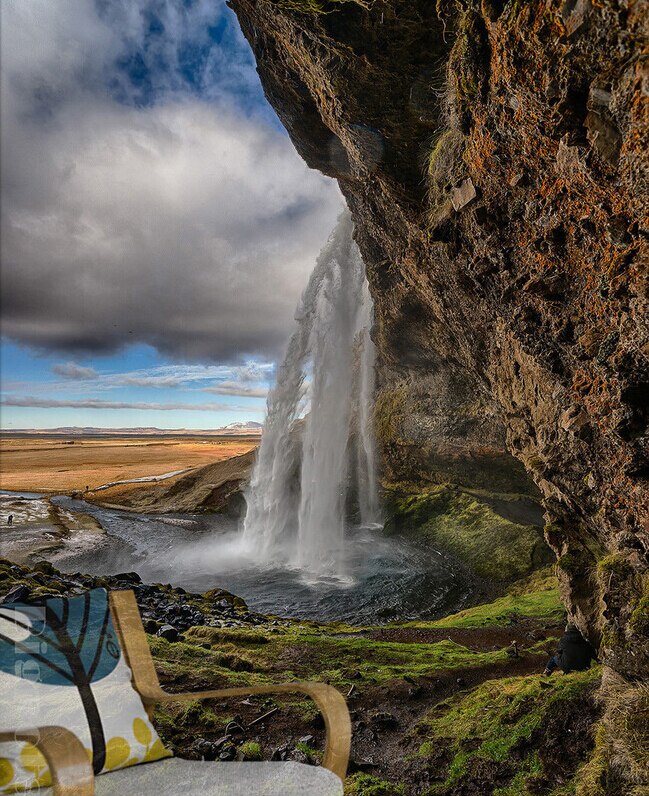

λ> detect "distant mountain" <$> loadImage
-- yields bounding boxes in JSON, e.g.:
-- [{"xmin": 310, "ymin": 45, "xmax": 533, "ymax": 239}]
[
  {"xmin": 1, "ymin": 424, "xmax": 262, "ymax": 437},
  {"xmin": 223, "ymin": 421, "xmax": 263, "ymax": 430}
]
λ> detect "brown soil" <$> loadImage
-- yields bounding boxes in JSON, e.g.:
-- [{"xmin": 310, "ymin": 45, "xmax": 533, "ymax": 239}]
[{"xmin": 358, "ymin": 620, "xmax": 561, "ymax": 651}]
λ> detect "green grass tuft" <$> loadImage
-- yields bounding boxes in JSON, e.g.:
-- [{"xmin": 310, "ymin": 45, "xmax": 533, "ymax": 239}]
[
  {"xmin": 344, "ymin": 772, "xmax": 405, "ymax": 795},
  {"xmin": 184, "ymin": 626, "xmax": 270, "ymax": 645},
  {"xmin": 428, "ymin": 571, "xmax": 563, "ymax": 629},
  {"xmin": 239, "ymin": 741, "xmax": 263, "ymax": 761}
]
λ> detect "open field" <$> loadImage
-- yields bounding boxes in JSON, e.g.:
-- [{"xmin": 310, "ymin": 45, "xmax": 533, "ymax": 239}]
[{"xmin": 0, "ymin": 435, "xmax": 259, "ymax": 493}]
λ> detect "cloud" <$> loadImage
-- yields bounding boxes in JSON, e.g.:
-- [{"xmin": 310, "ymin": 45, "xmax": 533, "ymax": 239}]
[
  {"xmin": 0, "ymin": 1, "xmax": 343, "ymax": 364},
  {"xmin": 117, "ymin": 376, "xmax": 182, "ymax": 388},
  {"xmin": 1, "ymin": 396, "xmax": 253, "ymax": 412},
  {"xmin": 202, "ymin": 381, "xmax": 268, "ymax": 397},
  {"xmin": 51, "ymin": 362, "xmax": 98, "ymax": 380},
  {"xmin": 232, "ymin": 363, "xmax": 272, "ymax": 382}
]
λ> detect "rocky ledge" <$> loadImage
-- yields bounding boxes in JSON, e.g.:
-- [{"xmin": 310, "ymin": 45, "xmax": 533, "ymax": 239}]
[{"xmin": 0, "ymin": 558, "xmax": 272, "ymax": 639}]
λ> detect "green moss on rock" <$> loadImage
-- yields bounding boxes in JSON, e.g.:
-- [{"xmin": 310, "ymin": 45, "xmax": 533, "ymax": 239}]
[
  {"xmin": 629, "ymin": 594, "xmax": 649, "ymax": 637},
  {"xmin": 373, "ymin": 387, "xmax": 410, "ymax": 449},
  {"xmin": 274, "ymin": 0, "xmax": 367, "ymax": 13},
  {"xmin": 148, "ymin": 636, "xmax": 263, "ymax": 686},
  {"xmin": 385, "ymin": 486, "xmax": 552, "ymax": 582},
  {"xmin": 427, "ymin": 569, "xmax": 563, "ymax": 628},
  {"xmin": 596, "ymin": 554, "xmax": 632, "ymax": 579},
  {"xmin": 184, "ymin": 626, "xmax": 270, "ymax": 646}
]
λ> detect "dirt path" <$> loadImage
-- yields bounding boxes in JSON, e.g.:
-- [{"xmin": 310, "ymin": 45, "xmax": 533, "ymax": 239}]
[
  {"xmin": 357, "ymin": 620, "xmax": 561, "ymax": 651},
  {"xmin": 347, "ymin": 653, "xmax": 549, "ymax": 777}
]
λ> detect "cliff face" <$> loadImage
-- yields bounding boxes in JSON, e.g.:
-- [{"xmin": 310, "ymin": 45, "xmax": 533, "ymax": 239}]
[{"xmin": 229, "ymin": 0, "xmax": 648, "ymax": 683}]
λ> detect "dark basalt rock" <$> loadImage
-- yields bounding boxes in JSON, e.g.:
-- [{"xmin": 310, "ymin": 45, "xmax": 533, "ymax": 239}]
[
  {"xmin": 229, "ymin": 0, "xmax": 647, "ymax": 678},
  {"xmin": 229, "ymin": 2, "xmax": 648, "ymax": 786},
  {"xmin": 113, "ymin": 571, "xmax": 142, "ymax": 584},
  {"xmin": 0, "ymin": 559, "xmax": 268, "ymax": 634},
  {"xmin": 0, "ymin": 584, "xmax": 31, "ymax": 604},
  {"xmin": 156, "ymin": 624, "xmax": 179, "ymax": 642}
]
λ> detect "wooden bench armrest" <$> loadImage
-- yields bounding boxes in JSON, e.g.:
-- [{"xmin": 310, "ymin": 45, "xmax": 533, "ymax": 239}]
[
  {"xmin": 154, "ymin": 681, "xmax": 351, "ymax": 780},
  {"xmin": 0, "ymin": 726, "xmax": 94, "ymax": 795}
]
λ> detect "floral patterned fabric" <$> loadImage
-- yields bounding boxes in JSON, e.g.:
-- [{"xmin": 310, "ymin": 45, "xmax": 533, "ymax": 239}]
[{"xmin": 0, "ymin": 589, "xmax": 170, "ymax": 792}]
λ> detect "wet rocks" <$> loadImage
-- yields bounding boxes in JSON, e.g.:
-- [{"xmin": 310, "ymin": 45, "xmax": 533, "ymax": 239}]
[
  {"xmin": 192, "ymin": 738, "xmax": 218, "ymax": 761},
  {"xmin": 561, "ymin": 0, "xmax": 591, "ymax": 37},
  {"xmin": 370, "ymin": 711, "xmax": 399, "ymax": 729},
  {"xmin": 555, "ymin": 138, "xmax": 586, "ymax": 178},
  {"xmin": 1, "ymin": 584, "xmax": 32, "ymax": 603},
  {"xmin": 585, "ymin": 111, "xmax": 622, "ymax": 165},
  {"xmin": 157, "ymin": 624, "xmax": 179, "ymax": 642},
  {"xmin": 113, "ymin": 571, "xmax": 142, "ymax": 584},
  {"xmin": 270, "ymin": 744, "xmax": 291, "ymax": 762},
  {"xmin": 218, "ymin": 746, "xmax": 237, "ymax": 762},
  {"xmin": 560, "ymin": 406, "xmax": 590, "ymax": 435},
  {"xmin": 298, "ymin": 735, "xmax": 315, "ymax": 747},
  {"xmin": 0, "ymin": 559, "xmax": 266, "ymax": 634},
  {"xmin": 451, "ymin": 178, "xmax": 477, "ymax": 211},
  {"xmin": 289, "ymin": 747, "xmax": 310, "ymax": 764}
]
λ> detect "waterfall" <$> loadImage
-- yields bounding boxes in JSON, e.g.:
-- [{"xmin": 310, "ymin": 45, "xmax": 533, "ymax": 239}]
[
  {"xmin": 242, "ymin": 210, "xmax": 380, "ymax": 577},
  {"xmin": 356, "ymin": 277, "xmax": 381, "ymax": 527}
]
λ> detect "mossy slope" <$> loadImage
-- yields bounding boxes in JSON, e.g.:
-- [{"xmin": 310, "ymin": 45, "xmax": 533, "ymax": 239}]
[
  {"xmin": 425, "ymin": 568, "xmax": 563, "ymax": 629},
  {"xmin": 411, "ymin": 668, "xmax": 602, "ymax": 795},
  {"xmin": 385, "ymin": 485, "xmax": 553, "ymax": 582},
  {"xmin": 1, "ymin": 559, "xmax": 609, "ymax": 794}
]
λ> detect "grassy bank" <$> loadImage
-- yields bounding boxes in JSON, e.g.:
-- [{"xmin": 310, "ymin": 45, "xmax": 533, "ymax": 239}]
[{"xmin": 144, "ymin": 568, "xmax": 598, "ymax": 795}]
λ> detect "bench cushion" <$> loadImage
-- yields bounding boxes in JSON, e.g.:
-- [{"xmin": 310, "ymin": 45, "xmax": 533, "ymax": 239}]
[
  {"xmin": 38, "ymin": 758, "xmax": 344, "ymax": 796},
  {"xmin": 0, "ymin": 589, "xmax": 170, "ymax": 792}
]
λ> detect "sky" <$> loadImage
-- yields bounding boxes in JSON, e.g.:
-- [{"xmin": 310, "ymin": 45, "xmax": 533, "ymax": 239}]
[{"xmin": 0, "ymin": 0, "xmax": 343, "ymax": 429}]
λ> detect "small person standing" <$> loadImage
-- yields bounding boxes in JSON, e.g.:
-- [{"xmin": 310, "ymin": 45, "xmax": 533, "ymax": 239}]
[{"xmin": 543, "ymin": 623, "xmax": 598, "ymax": 675}]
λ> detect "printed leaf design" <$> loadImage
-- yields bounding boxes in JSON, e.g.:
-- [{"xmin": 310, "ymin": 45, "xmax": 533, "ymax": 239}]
[
  {"xmin": 0, "ymin": 589, "xmax": 120, "ymax": 774},
  {"xmin": 0, "ymin": 759, "xmax": 14, "ymax": 788},
  {"xmin": 0, "ymin": 589, "xmax": 120, "ymax": 687},
  {"xmin": 104, "ymin": 737, "xmax": 131, "ymax": 770},
  {"xmin": 143, "ymin": 738, "xmax": 170, "ymax": 763},
  {"xmin": 18, "ymin": 746, "xmax": 46, "ymax": 777},
  {"xmin": 132, "ymin": 717, "xmax": 152, "ymax": 747}
]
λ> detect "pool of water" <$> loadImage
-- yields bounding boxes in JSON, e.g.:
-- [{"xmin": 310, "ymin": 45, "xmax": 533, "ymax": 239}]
[{"xmin": 13, "ymin": 494, "xmax": 477, "ymax": 624}]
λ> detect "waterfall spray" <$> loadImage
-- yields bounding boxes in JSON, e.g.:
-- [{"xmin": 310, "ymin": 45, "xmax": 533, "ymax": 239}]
[
  {"xmin": 242, "ymin": 210, "xmax": 380, "ymax": 576},
  {"xmin": 356, "ymin": 277, "xmax": 380, "ymax": 527}
]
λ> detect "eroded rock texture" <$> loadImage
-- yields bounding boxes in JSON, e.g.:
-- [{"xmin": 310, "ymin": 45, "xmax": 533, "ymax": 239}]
[{"xmin": 229, "ymin": 0, "xmax": 648, "ymax": 684}]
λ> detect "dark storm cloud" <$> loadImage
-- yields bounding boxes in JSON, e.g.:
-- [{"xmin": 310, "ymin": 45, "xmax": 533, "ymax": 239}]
[{"xmin": 0, "ymin": 1, "xmax": 342, "ymax": 363}]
